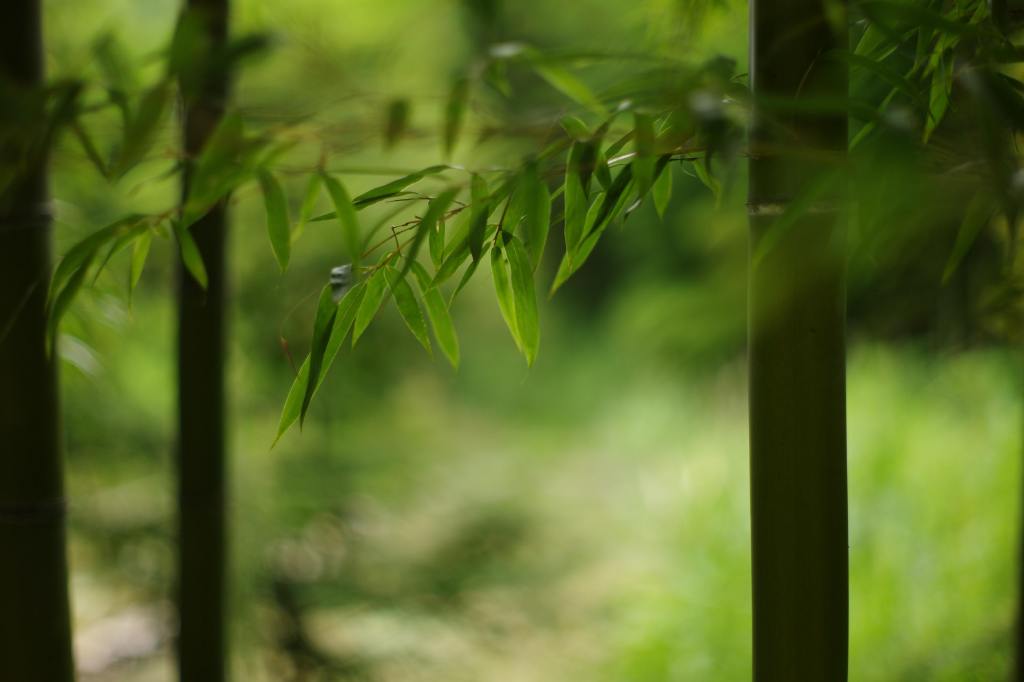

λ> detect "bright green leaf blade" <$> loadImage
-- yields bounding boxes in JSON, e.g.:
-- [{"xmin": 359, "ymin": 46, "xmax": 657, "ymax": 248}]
[
  {"xmin": 274, "ymin": 356, "xmax": 310, "ymax": 446},
  {"xmin": 533, "ymin": 62, "xmax": 607, "ymax": 117},
  {"xmin": 352, "ymin": 165, "xmax": 449, "ymax": 208},
  {"xmin": 401, "ymin": 188, "xmax": 458, "ymax": 278},
  {"xmin": 384, "ymin": 266, "xmax": 431, "ymax": 353},
  {"xmin": 490, "ymin": 243, "xmax": 521, "ymax": 353},
  {"xmin": 653, "ymin": 159, "xmax": 672, "ymax": 218},
  {"xmin": 444, "ymin": 77, "xmax": 469, "ymax": 158},
  {"xmin": 176, "ymin": 224, "xmax": 208, "ymax": 289},
  {"xmin": 521, "ymin": 163, "xmax": 551, "ymax": 271},
  {"xmin": 320, "ymin": 172, "xmax": 361, "ymax": 268},
  {"xmin": 410, "ymin": 262, "xmax": 459, "ymax": 369},
  {"xmin": 129, "ymin": 230, "xmax": 152, "ymax": 297},
  {"xmin": 468, "ymin": 173, "xmax": 490, "ymax": 261},
  {"xmin": 293, "ymin": 173, "xmax": 321, "ymax": 243},
  {"xmin": 430, "ymin": 217, "xmax": 445, "ymax": 269},
  {"xmin": 352, "ymin": 267, "xmax": 389, "ymax": 346},
  {"xmin": 505, "ymin": 237, "xmax": 539, "ymax": 366},
  {"xmin": 259, "ymin": 169, "xmax": 291, "ymax": 271},
  {"xmin": 632, "ymin": 112, "xmax": 656, "ymax": 197},
  {"xmin": 300, "ymin": 285, "xmax": 338, "ymax": 424}
]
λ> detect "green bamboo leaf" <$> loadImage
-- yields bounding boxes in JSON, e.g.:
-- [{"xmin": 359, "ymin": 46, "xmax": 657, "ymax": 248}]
[
  {"xmin": 410, "ymin": 262, "xmax": 459, "ymax": 369},
  {"xmin": 129, "ymin": 230, "xmax": 152, "ymax": 298},
  {"xmin": 71, "ymin": 122, "xmax": 108, "ymax": 178},
  {"xmin": 468, "ymin": 173, "xmax": 490, "ymax": 261},
  {"xmin": 491, "ymin": 242, "xmax": 521, "ymax": 352},
  {"xmin": 430, "ymin": 217, "xmax": 445, "ymax": 269},
  {"xmin": 259, "ymin": 169, "xmax": 291, "ymax": 271},
  {"xmin": 300, "ymin": 285, "xmax": 338, "ymax": 424},
  {"xmin": 47, "ymin": 254, "xmax": 94, "ymax": 349},
  {"xmin": 521, "ymin": 162, "xmax": 551, "ymax": 271},
  {"xmin": 560, "ymin": 115, "xmax": 591, "ymax": 141},
  {"xmin": 451, "ymin": 250, "xmax": 484, "ymax": 303},
  {"xmin": 445, "ymin": 77, "xmax": 469, "ymax": 158},
  {"xmin": 551, "ymin": 193, "xmax": 605, "ymax": 295},
  {"xmin": 924, "ymin": 52, "xmax": 953, "ymax": 143},
  {"xmin": 320, "ymin": 171, "xmax": 361, "ymax": 268},
  {"xmin": 533, "ymin": 62, "xmax": 607, "ymax": 117},
  {"xmin": 653, "ymin": 159, "xmax": 672, "ymax": 218},
  {"xmin": 401, "ymin": 188, "xmax": 458, "ymax": 278},
  {"xmin": 274, "ymin": 356, "xmax": 310, "ymax": 447},
  {"xmin": 293, "ymin": 173, "xmax": 321, "ymax": 243},
  {"xmin": 116, "ymin": 80, "xmax": 170, "ymax": 176},
  {"xmin": 350, "ymin": 165, "xmax": 449, "ymax": 208},
  {"xmin": 384, "ymin": 267, "xmax": 432, "ymax": 354},
  {"xmin": 564, "ymin": 142, "xmax": 588, "ymax": 252},
  {"xmin": 176, "ymin": 224, "xmax": 208, "ymax": 289},
  {"xmin": 321, "ymin": 281, "xmax": 367, "ymax": 381},
  {"xmin": 352, "ymin": 267, "xmax": 389, "ymax": 346},
  {"xmin": 505, "ymin": 237, "xmax": 540, "ymax": 366},
  {"xmin": 50, "ymin": 215, "xmax": 143, "ymax": 301},
  {"xmin": 632, "ymin": 112, "xmax": 656, "ymax": 197},
  {"xmin": 943, "ymin": 193, "xmax": 995, "ymax": 283},
  {"xmin": 434, "ymin": 241, "xmax": 472, "ymax": 286}
]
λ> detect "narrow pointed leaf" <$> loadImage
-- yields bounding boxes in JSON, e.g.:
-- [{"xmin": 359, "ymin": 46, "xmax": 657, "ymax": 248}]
[
  {"xmin": 320, "ymin": 171, "xmax": 361, "ymax": 268},
  {"xmin": 352, "ymin": 165, "xmax": 449, "ymax": 208},
  {"xmin": 444, "ymin": 77, "xmax": 469, "ymax": 158},
  {"xmin": 401, "ymin": 188, "xmax": 458, "ymax": 278},
  {"xmin": 129, "ymin": 230, "xmax": 152, "ymax": 297},
  {"xmin": 352, "ymin": 267, "xmax": 389, "ymax": 346},
  {"xmin": 274, "ymin": 356, "xmax": 310, "ymax": 446},
  {"xmin": 259, "ymin": 169, "xmax": 291, "ymax": 270},
  {"xmin": 176, "ymin": 224, "xmax": 208, "ymax": 289},
  {"xmin": 384, "ymin": 266, "xmax": 431, "ymax": 353},
  {"xmin": 491, "ymin": 243, "xmax": 521, "ymax": 352},
  {"xmin": 632, "ymin": 112, "xmax": 655, "ymax": 197},
  {"xmin": 521, "ymin": 163, "xmax": 551, "ymax": 271},
  {"xmin": 505, "ymin": 237, "xmax": 539, "ymax": 366},
  {"xmin": 300, "ymin": 285, "xmax": 338, "ymax": 424},
  {"xmin": 410, "ymin": 262, "xmax": 459, "ymax": 368},
  {"xmin": 468, "ymin": 173, "xmax": 490, "ymax": 261},
  {"xmin": 653, "ymin": 159, "xmax": 672, "ymax": 218},
  {"xmin": 293, "ymin": 173, "xmax": 321, "ymax": 243},
  {"xmin": 429, "ymin": 217, "xmax": 445, "ymax": 269}
]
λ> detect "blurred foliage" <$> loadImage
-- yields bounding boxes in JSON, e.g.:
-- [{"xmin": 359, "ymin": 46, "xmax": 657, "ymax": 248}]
[{"xmin": 31, "ymin": 0, "xmax": 1024, "ymax": 679}]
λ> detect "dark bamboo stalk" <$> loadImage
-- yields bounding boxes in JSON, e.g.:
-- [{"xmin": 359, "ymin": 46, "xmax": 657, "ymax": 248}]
[
  {"xmin": 0, "ymin": 2, "xmax": 76, "ymax": 680},
  {"xmin": 176, "ymin": 1, "xmax": 230, "ymax": 680},
  {"xmin": 747, "ymin": 1, "xmax": 849, "ymax": 680}
]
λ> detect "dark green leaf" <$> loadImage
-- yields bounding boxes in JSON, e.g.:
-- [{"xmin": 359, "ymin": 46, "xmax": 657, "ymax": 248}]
[
  {"xmin": 259, "ymin": 169, "xmax": 291, "ymax": 270},
  {"xmin": 321, "ymin": 171, "xmax": 361, "ymax": 268},
  {"xmin": 506, "ymin": 237, "xmax": 540, "ymax": 366},
  {"xmin": 521, "ymin": 162, "xmax": 551, "ymax": 271},
  {"xmin": 384, "ymin": 266, "xmax": 431, "ymax": 353},
  {"xmin": 653, "ymin": 159, "xmax": 672, "ymax": 218},
  {"xmin": 430, "ymin": 217, "xmax": 445, "ymax": 269},
  {"xmin": 632, "ymin": 112, "xmax": 656, "ymax": 197},
  {"xmin": 274, "ymin": 356, "xmax": 310, "ymax": 447},
  {"xmin": 116, "ymin": 81, "xmax": 170, "ymax": 176},
  {"xmin": 176, "ymin": 224, "xmax": 208, "ymax": 289},
  {"xmin": 385, "ymin": 98, "xmax": 410, "ymax": 148},
  {"xmin": 491, "ymin": 242, "xmax": 521, "ymax": 352},
  {"xmin": 300, "ymin": 285, "xmax": 338, "ymax": 424},
  {"xmin": 410, "ymin": 262, "xmax": 459, "ymax": 368},
  {"xmin": 401, "ymin": 188, "xmax": 458, "ymax": 278},
  {"xmin": 352, "ymin": 267, "xmax": 389, "ymax": 346},
  {"xmin": 944, "ymin": 192, "xmax": 995, "ymax": 283},
  {"xmin": 351, "ymin": 165, "xmax": 449, "ymax": 208},
  {"xmin": 469, "ymin": 173, "xmax": 490, "ymax": 261}
]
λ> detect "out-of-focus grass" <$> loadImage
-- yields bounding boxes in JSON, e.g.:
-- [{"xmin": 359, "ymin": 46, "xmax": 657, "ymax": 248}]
[{"xmin": 65, "ymin": 284, "xmax": 1022, "ymax": 680}]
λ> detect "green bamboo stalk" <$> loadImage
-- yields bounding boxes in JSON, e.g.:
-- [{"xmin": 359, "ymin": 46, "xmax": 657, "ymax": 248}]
[
  {"xmin": 747, "ymin": 1, "xmax": 849, "ymax": 680},
  {"xmin": 176, "ymin": 1, "xmax": 230, "ymax": 680},
  {"xmin": 0, "ymin": 1, "xmax": 76, "ymax": 680}
]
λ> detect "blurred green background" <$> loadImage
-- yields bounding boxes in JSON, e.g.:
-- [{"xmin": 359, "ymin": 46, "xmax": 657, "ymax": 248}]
[{"xmin": 44, "ymin": 0, "xmax": 1020, "ymax": 679}]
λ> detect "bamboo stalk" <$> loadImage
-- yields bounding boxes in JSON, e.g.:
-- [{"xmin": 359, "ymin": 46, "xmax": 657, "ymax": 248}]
[
  {"xmin": 176, "ymin": 1, "xmax": 230, "ymax": 680},
  {"xmin": 747, "ymin": 1, "xmax": 849, "ymax": 679},
  {"xmin": 0, "ymin": 1, "xmax": 76, "ymax": 680}
]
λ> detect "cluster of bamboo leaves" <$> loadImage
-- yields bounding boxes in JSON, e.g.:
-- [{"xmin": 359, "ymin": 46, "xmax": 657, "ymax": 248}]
[{"xmin": 43, "ymin": 0, "xmax": 1024, "ymax": 442}]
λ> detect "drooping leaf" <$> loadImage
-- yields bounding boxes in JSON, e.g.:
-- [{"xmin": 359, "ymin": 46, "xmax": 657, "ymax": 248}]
[
  {"xmin": 115, "ymin": 80, "xmax": 170, "ymax": 176},
  {"xmin": 274, "ymin": 356, "xmax": 310, "ymax": 446},
  {"xmin": 352, "ymin": 267, "xmax": 389, "ymax": 346},
  {"xmin": 176, "ymin": 223, "xmax": 208, "ymax": 289},
  {"xmin": 551, "ymin": 193, "xmax": 605, "ymax": 295},
  {"xmin": 129, "ymin": 230, "xmax": 152, "ymax": 299},
  {"xmin": 444, "ymin": 77, "xmax": 469, "ymax": 158},
  {"xmin": 532, "ymin": 62, "xmax": 607, "ymax": 117},
  {"xmin": 50, "ymin": 215, "xmax": 144, "ymax": 302},
  {"xmin": 491, "ymin": 241, "xmax": 521, "ymax": 352},
  {"xmin": 293, "ymin": 173, "xmax": 321, "ymax": 243},
  {"xmin": 401, "ymin": 188, "xmax": 458, "ymax": 277},
  {"xmin": 410, "ymin": 262, "xmax": 459, "ymax": 368},
  {"xmin": 258, "ymin": 169, "xmax": 291, "ymax": 270},
  {"xmin": 430, "ymin": 216, "xmax": 445, "ymax": 269},
  {"xmin": 632, "ymin": 112, "xmax": 656, "ymax": 197},
  {"xmin": 653, "ymin": 159, "xmax": 673, "ymax": 218},
  {"xmin": 321, "ymin": 281, "xmax": 367, "ymax": 381},
  {"xmin": 384, "ymin": 266, "xmax": 431, "ymax": 353},
  {"xmin": 320, "ymin": 171, "xmax": 361, "ymax": 268},
  {"xmin": 564, "ymin": 142, "xmax": 588, "ymax": 252},
  {"xmin": 505, "ymin": 236, "xmax": 540, "ymax": 366},
  {"xmin": 300, "ymin": 285, "xmax": 339, "ymax": 424},
  {"xmin": 468, "ymin": 172, "xmax": 490, "ymax": 261},
  {"xmin": 943, "ymin": 192, "xmax": 995, "ymax": 283},
  {"xmin": 521, "ymin": 162, "xmax": 551, "ymax": 270},
  {"xmin": 560, "ymin": 115, "xmax": 591, "ymax": 141},
  {"xmin": 349, "ymin": 165, "xmax": 449, "ymax": 209}
]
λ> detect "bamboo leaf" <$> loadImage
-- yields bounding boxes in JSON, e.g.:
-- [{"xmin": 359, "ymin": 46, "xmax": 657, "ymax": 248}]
[
  {"xmin": 293, "ymin": 173, "xmax": 320, "ymax": 243},
  {"xmin": 521, "ymin": 162, "xmax": 551, "ymax": 271},
  {"xmin": 176, "ymin": 224, "xmax": 208, "ymax": 289},
  {"xmin": 300, "ymin": 285, "xmax": 338, "ymax": 424},
  {"xmin": 129, "ymin": 230, "xmax": 152, "ymax": 298},
  {"xmin": 560, "ymin": 115, "xmax": 591, "ymax": 141},
  {"xmin": 352, "ymin": 267, "xmax": 389, "ymax": 346},
  {"xmin": 320, "ymin": 171, "xmax": 361, "ymax": 268},
  {"xmin": 259, "ymin": 169, "xmax": 291, "ymax": 271},
  {"xmin": 469, "ymin": 173, "xmax": 490, "ymax": 261},
  {"xmin": 410, "ymin": 262, "xmax": 459, "ymax": 368},
  {"xmin": 564, "ymin": 142, "xmax": 588, "ymax": 252},
  {"xmin": 401, "ymin": 188, "xmax": 458, "ymax": 278},
  {"xmin": 430, "ymin": 217, "xmax": 445, "ymax": 269},
  {"xmin": 350, "ymin": 165, "xmax": 449, "ymax": 208},
  {"xmin": 116, "ymin": 80, "xmax": 170, "ymax": 176},
  {"xmin": 274, "ymin": 356, "xmax": 310, "ymax": 446},
  {"xmin": 445, "ymin": 77, "xmax": 469, "ymax": 158},
  {"xmin": 632, "ymin": 112, "xmax": 656, "ymax": 197},
  {"xmin": 491, "ymin": 241, "xmax": 521, "ymax": 352},
  {"xmin": 943, "ymin": 193, "xmax": 995, "ymax": 283},
  {"xmin": 653, "ymin": 159, "xmax": 672, "ymax": 218},
  {"xmin": 384, "ymin": 266, "xmax": 432, "ymax": 354},
  {"xmin": 505, "ymin": 237, "xmax": 540, "ymax": 366},
  {"xmin": 533, "ymin": 62, "xmax": 607, "ymax": 117}
]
